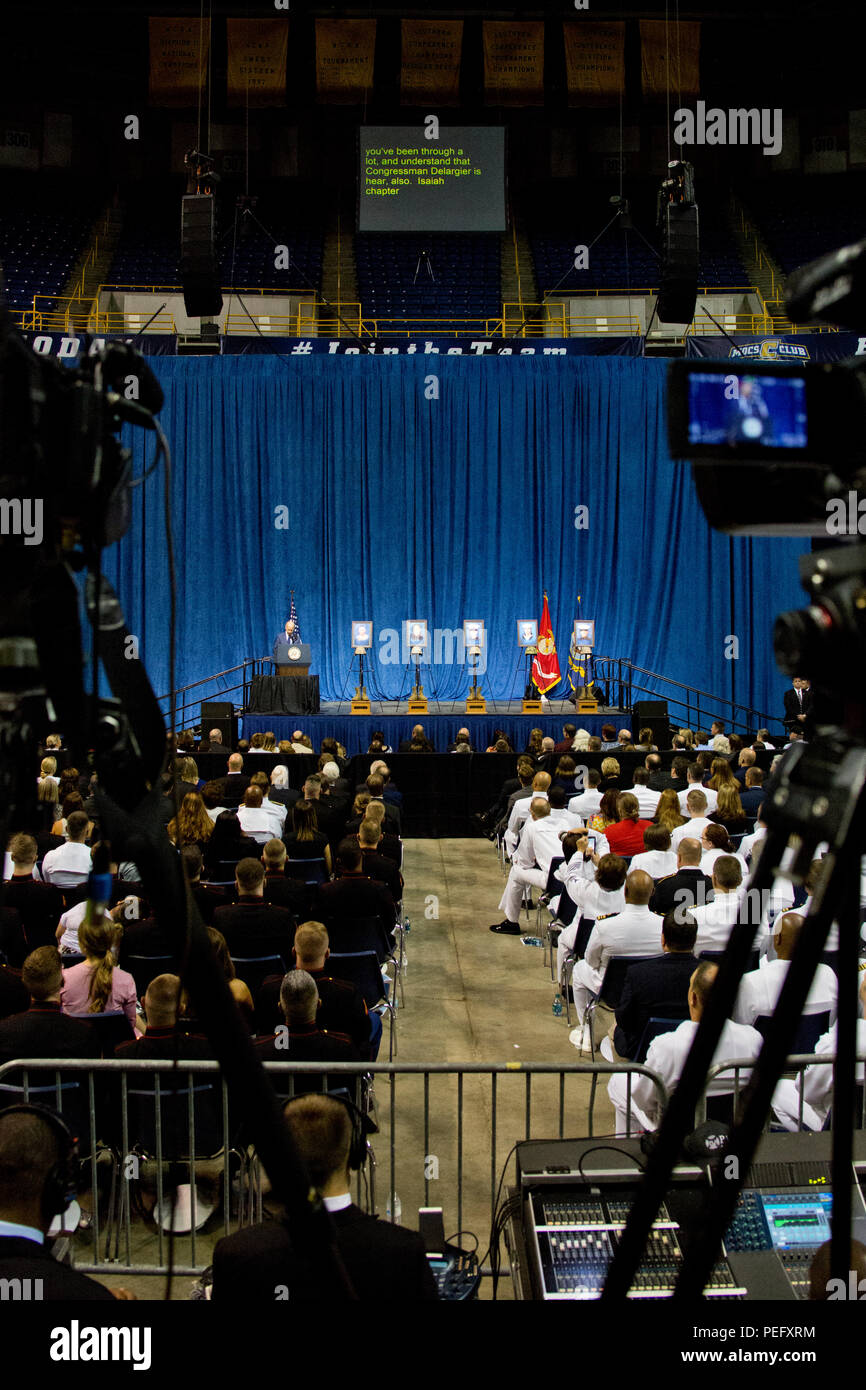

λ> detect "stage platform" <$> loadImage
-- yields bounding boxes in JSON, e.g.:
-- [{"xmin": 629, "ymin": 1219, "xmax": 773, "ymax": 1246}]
[{"xmin": 240, "ymin": 703, "xmax": 626, "ymax": 755}]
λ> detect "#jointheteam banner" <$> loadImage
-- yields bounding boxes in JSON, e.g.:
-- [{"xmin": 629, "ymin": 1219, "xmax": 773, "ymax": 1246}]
[
  {"xmin": 483, "ymin": 21, "xmax": 545, "ymax": 107},
  {"xmin": 226, "ymin": 18, "xmax": 288, "ymax": 107},
  {"xmin": 640, "ymin": 20, "xmax": 700, "ymax": 100},
  {"xmin": 563, "ymin": 22, "xmax": 625, "ymax": 106},
  {"xmin": 316, "ymin": 18, "xmax": 376, "ymax": 104},
  {"xmin": 401, "ymin": 20, "xmax": 463, "ymax": 107},
  {"xmin": 149, "ymin": 17, "xmax": 210, "ymax": 106}
]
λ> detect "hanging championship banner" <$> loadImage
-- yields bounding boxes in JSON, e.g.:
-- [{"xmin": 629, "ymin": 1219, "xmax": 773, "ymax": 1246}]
[
  {"xmin": 149, "ymin": 16, "xmax": 210, "ymax": 106},
  {"xmin": 563, "ymin": 22, "xmax": 625, "ymax": 106},
  {"xmin": 483, "ymin": 21, "xmax": 545, "ymax": 107},
  {"xmin": 400, "ymin": 19, "xmax": 463, "ymax": 106},
  {"xmin": 315, "ymin": 18, "xmax": 376, "ymax": 105},
  {"xmin": 226, "ymin": 18, "xmax": 288, "ymax": 107},
  {"xmin": 640, "ymin": 20, "xmax": 700, "ymax": 100}
]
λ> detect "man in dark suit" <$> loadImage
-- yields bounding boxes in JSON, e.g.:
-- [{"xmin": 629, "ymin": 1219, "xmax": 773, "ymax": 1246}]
[
  {"xmin": 0, "ymin": 947, "xmax": 98, "ymax": 1068},
  {"xmin": 2, "ymin": 833, "xmax": 64, "ymax": 966},
  {"xmin": 363, "ymin": 775, "xmax": 401, "ymax": 835},
  {"xmin": 253, "ymin": 970, "xmax": 360, "ymax": 1088},
  {"xmin": 261, "ymin": 840, "xmax": 308, "ymax": 915},
  {"xmin": 302, "ymin": 774, "xmax": 346, "ymax": 847},
  {"xmin": 646, "ymin": 754, "xmax": 689, "ymax": 794},
  {"xmin": 740, "ymin": 767, "xmax": 767, "ymax": 819},
  {"xmin": 223, "ymin": 753, "xmax": 251, "ymax": 806},
  {"xmin": 398, "ymin": 723, "xmax": 435, "ymax": 753},
  {"xmin": 783, "ymin": 677, "xmax": 813, "ymax": 735},
  {"xmin": 255, "ymin": 923, "xmax": 373, "ymax": 1055},
  {"xmin": 213, "ymin": 858, "xmax": 296, "ymax": 962},
  {"xmin": 357, "ymin": 820, "xmax": 403, "ymax": 902},
  {"xmin": 0, "ymin": 1107, "xmax": 116, "ymax": 1300},
  {"xmin": 649, "ymin": 839, "xmax": 713, "ymax": 917},
  {"xmin": 180, "ymin": 844, "xmax": 229, "ymax": 925},
  {"xmin": 611, "ymin": 911, "xmax": 698, "ymax": 1060},
  {"xmin": 211, "ymin": 1092, "xmax": 438, "ymax": 1301},
  {"xmin": 316, "ymin": 840, "xmax": 396, "ymax": 951}
]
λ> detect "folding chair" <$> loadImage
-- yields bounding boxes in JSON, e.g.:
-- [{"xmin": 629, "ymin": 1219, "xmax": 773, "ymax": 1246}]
[
  {"xmin": 328, "ymin": 949, "xmax": 398, "ymax": 1060},
  {"xmin": 68, "ymin": 1010, "xmax": 136, "ymax": 1055},
  {"xmin": 754, "ymin": 1009, "xmax": 831, "ymax": 1057},
  {"xmin": 634, "ymin": 1009, "xmax": 688, "ymax": 1065},
  {"xmin": 284, "ymin": 858, "xmax": 328, "ymax": 887},
  {"xmin": 125, "ymin": 954, "xmax": 174, "ymax": 998},
  {"xmin": 562, "ymin": 918, "xmax": 595, "ymax": 1024},
  {"xmin": 229, "ymin": 954, "xmax": 287, "ymax": 1002},
  {"xmin": 584, "ymin": 955, "xmax": 657, "ymax": 1134},
  {"xmin": 123, "ymin": 1071, "xmax": 232, "ymax": 1234},
  {"xmin": 700, "ymin": 947, "xmax": 760, "ymax": 973}
]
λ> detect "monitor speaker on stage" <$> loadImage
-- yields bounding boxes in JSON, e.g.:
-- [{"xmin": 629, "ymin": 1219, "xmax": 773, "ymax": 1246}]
[
  {"xmin": 632, "ymin": 699, "xmax": 670, "ymax": 750},
  {"xmin": 201, "ymin": 701, "xmax": 237, "ymax": 750}
]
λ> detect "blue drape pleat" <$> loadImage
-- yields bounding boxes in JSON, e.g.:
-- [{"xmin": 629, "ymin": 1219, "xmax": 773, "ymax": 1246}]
[{"xmin": 101, "ymin": 354, "xmax": 806, "ymax": 724}]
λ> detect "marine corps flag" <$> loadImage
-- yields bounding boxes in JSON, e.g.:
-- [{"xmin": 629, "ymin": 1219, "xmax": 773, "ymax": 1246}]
[{"xmin": 532, "ymin": 594, "xmax": 561, "ymax": 694}]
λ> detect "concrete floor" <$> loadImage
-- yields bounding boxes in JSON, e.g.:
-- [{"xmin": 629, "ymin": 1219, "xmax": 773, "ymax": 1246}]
[{"xmin": 79, "ymin": 837, "xmax": 616, "ymax": 1300}]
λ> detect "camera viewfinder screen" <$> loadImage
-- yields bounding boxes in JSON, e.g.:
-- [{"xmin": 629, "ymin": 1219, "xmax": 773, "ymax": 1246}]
[{"xmin": 687, "ymin": 372, "xmax": 808, "ymax": 449}]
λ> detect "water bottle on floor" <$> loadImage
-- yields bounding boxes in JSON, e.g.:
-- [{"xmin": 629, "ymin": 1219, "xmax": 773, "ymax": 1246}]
[
  {"xmin": 385, "ymin": 1192, "xmax": 402, "ymax": 1223},
  {"xmin": 552, "ymin": 992, "xmax": 563, "ymax": 1018}
]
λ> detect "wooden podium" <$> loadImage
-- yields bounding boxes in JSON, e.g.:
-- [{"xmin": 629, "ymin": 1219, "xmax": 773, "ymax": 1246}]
[{"xmin": 273, "ymin": 640, "xmax": 312, "ymax": 679}]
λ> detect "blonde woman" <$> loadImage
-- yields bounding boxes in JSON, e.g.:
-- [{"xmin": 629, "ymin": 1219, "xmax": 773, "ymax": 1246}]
[{"xmin": 60, "ymin": 918, "xmax": 137, "ymax": 1028}]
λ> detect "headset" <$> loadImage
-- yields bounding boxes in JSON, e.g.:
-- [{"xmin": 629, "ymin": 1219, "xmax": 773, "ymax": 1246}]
[
  {"xmin": 284, "ymin": 1089, "xmax": 376, "ymax": 1173},
  {"xmin": 0, "ymin": 1102, "xmax": 79, "ymax": 1219}
]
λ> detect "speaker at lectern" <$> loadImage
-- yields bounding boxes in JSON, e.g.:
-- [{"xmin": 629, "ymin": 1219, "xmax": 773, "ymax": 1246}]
[{"xmin": 273, "ymin": 620, "xmax": 312, "ymax": 677}]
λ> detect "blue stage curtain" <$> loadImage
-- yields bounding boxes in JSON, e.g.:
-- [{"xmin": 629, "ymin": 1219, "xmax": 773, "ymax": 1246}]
[{"xmin": 103, "ymin": 355, "xmax": 806, "ymax": 726}]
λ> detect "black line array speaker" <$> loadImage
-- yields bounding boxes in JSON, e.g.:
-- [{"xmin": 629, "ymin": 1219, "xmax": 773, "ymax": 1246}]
[
  {"xmin": 657, "ymin": 204, "xmax": 699, "ymax": 324},
  {"xmin": 180, "ymin": 195, "xmax": 223, "ymax": 318},
  {"xmin": 201, "ymin": 702, "xmax": 236, "ymax": 750},
  {"xmin": 632, "ymin": 699, "xmax": 670, "ymax": 749}
]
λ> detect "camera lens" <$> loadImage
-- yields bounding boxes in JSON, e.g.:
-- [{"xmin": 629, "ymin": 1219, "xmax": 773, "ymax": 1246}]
[{"xmin": 773, "ymin": 604, "xmax": 833, "ymax": 676}]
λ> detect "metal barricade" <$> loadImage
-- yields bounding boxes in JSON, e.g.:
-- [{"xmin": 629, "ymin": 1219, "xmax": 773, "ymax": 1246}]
[{"xmin": 0, "ymin": 1057, "xmax": 668, "ymax": 1280}]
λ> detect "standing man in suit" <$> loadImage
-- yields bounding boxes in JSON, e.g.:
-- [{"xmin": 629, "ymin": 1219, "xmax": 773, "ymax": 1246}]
[
  {"xmin": 783, "ymin": 677, "xmax": 813, "ymax": 736},
  {"xmin": 211, "ymin": 1092, "xmax": 438, "ymax": 1301}
]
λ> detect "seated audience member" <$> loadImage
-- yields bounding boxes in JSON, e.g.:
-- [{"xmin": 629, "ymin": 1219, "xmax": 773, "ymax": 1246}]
[
  {"xmin": 316, "ymin": 840, "xmax": 396, "ymax": 949},
  {"xmin": 268, "ymin": 764, "xmax": 299, "ymax": 810},
  {"xmin": 546, "ymin": 784, "xmax": 582, "ymax": 833},
  {"xmin": 504, "ymin": 772, "xmax": 551, "ymax": 855},
  {"xmin": 708, "ymin": 756, "xmax": 736, "ymax": 792},
  {"xmin": 554, "ymin": 846, "xmax": 628, "ymax": 980},
  {"xmin": 204, "ymin": 929, "xmax": 254, "ymax": 1029},
  {"xmin": 551, "ymin": 755, "xmax": 578, "ymax": 794},
  {"xmin": 554, "ymin": 724, "xmax": 577, "ymax": 753},
  {"xmin": 610, "ymin": 910, "xmax": 699, "ymax": 1061},
  {"xmin": 213, "ymin": 859, "xmax": 296, "ymax": 961},
  {"xmin": 772, "ymin": 976, "xmax": 866, "ymax": 1132},
  {"xmin": 572, "ymin": 729, "xmax": 592, "ymax": 753},
  {"xmin": 60, "ymin": 919, "xmax": 138, "ymax": 1030},
  {"xmin": 208, "ymin": 727, "xmax": 229, "ymax": 753},
  {"xmin": 201, "ymin": 779, "xmax": 228, "ymax": 822},
  {"xmin": 203, "ymin": 811, "xmax": 260, "ymax": 879},
  {"xmin": 568, "ymin": 766, "xmax": 603, "ymax": 820},
  {"xmin": 167, "ymin": 791, "xmax": 215, "ymax": 850},
  {"xmin": 700, "ymin": 824, "xmax": 748, "ymax": 879},
  {"xmin": 398, "ymin": 724, "xmax": 434, "ymax": 754},
  {"xmin": 367, "ymin": 731, "xmax": 392, "ymax": 754},
  {"xmin": 223, "ymin": 754, "xmax": 251, "ymax": 806},
  {"xmin": 0, "ymin": 947, "xmax": 99, "ymax": 1066},
  {"xmin": 173, "ymin": 756, "xmax": 201, "ymax": 800},
  {"xmin": 678, "ymin": 763, "xmax": 718, "ymax": 815},
  {"xmin": 586, "ymin": 788, "xmax": 619, "ymax": 841},
  {"xmin": 630, "ymin": 767, "xmax": 661, "ymax": 819},
  {"xmin": 712, "ymin": 735, "xmax": 732, "ymax": 756},
  {"xmin": 253, "ymin": 970, "xmax": 360, "ymax": 1072},
  {"xmin": 588, "ymin": 736, "xmax": 602, "ymax": 752},
  {"xmin": 633, "ymin": 727, "xmax": 658, "ymax": 753},
  {"xmin": 448, "ymin": 727, "xmax": 473, "ymax": 753},
  {"xmin": 569, "ymin": 871, "xmax": 663, "ymax": 1029},
  {"xmin": 364, "ymin": 775, "xmax": 401, "ymax": 835},
  {"xmin": 708, "ymin": 783, "xmax": 751, "ymax": 836},
  {"xmin": 523, "ymin": 729, "xmax": 544, "ymax": 758},
  {"xmin": 670, "ymin": 790, "xmax": 712, "ymax": 851},
  {"xmin": 117, "ymin": 902, "xmax": 177, "ymax": 971},
  {"xmin": 35, "ymin": 771, "xmax": 59, "ymax": 831},
  {"xmin": 236, "ymin": 785, "xmax": 277, "ymax": 842},
  {"xmin": 249, "ymin": 732, "xmax": 266, "ymax": 753},
  {"xmin": 604, "ymin": 794, "xmax": 651, "ymax": 858},
  {"xmin": 211, "ymin": 1093, "xmax": 437, "ymax": 1301},
  {"xmin": 258, "ymin": 922, "xmax": 373, "ymax": 1057},
  {"xmin": 630, "ymin": 824, "xmax": 677, "ymax": 881},
  {"xmin": 0, "ymin": 963, "xmax": 29, "ymax": 1021},
  {"xmin": 733, "ymin": 913, "xmax": 837, "ymax": 1028},
  {"xmin": 491, "ymin": 798, "xmax": 563, "ymax": 935},
  {"xmin": 358, "ymin": 804, "xmax": 401, "ymax": 867},
  {"xmin": 237, "ymin": 739, "xmax": 250, "ymax": 754},
  {"xmin": 653, "ymin": 788, "xmax": 687, "ymax": 834},
  {"xmin": 319, "ymin": 760, "xmax": 351, "ymax": 802},
  {"xmin": 2, "ymin": 834, "xmax": 64, "ymax": 963},
  {"xmin": 302, "ymin": 774, "xmax": 347, "ymax": 847},
  {"xmin": 371, "ymin": 763, "xmax": 402, "ymax": 810},
  {"xmin": 739, "ymin": 766, "xmax": 767, "ymax": 818},
  {"xmin": 283, "ymin": 799, "xmax": 333, "ymax": 874},
  {"xmin": 0, "ymin": 1108, "xmax": 116, "ymax": 1300},
  {"xmin": 649, "ymin": 838, "xmax": 713, "ymax": 918},
  {"xmin": 56, "ymin": 876, "xmax": 126, "ymax": 956},
  {"xmin": 598, "ymin": 758, "xmax": 621, "ymax": 794},
  {"xmin": 181, "ymin": 843, "xmax": 228, "ymax": 925},
  {"xmin": 40, "ymin": 811, "xmax": 92, "ymax": 887},
  {"xmin": 756, "ymin": 729, "xmax": 775, "ymax": 750},
  {"xmin": 607, "ymin": 962, "xmax": 762, "ymax": 1133},
  {"xmin": 357, "ymin": 819, "xmax": 403, "ymax": 902},
  {"xmin": 739, "ymin": 806, "xmax": 768, "ymax": 865},
  {"xmin": 690, "ymin": 856, "xmax": 745, "ymax": 951},
  {"xmin": 598, "ymin": 724, "xmax": 619, "ymax": 751},
  {"xmin": 247, "ymin": 771, "xmax": 287, "ymax": 836},
  {"xmin": 51, "ymin": 792, "xmax": 94, "ymax": 842},
  {"xmin": 617, "ymin": 729, "xmax": 633, "ymax": 750},
  {"xmin": 734, "ymin": 747, "xmax": 756, "ymax": 785},
  {"xmin": 260, "ymin": 839, "xmax": 309, "ymax": 916}
]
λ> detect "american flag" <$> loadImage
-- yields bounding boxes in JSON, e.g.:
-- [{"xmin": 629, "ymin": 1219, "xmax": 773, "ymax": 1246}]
[{"xmin": 288, "ymin": 593, "xmax": 302, "ymax": 643}]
